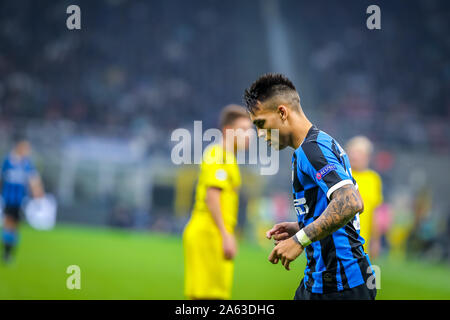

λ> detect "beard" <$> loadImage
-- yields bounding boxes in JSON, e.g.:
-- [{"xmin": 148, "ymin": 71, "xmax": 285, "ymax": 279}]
[{"xmin": 268, "ymin": 139, "xmax": 286, "ymax": 151}]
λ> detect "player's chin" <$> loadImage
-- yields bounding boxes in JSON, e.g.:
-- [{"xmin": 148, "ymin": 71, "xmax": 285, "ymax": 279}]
[{"xmin": 270, "ymin": 142, "xmax": 285, "ymax": 151}]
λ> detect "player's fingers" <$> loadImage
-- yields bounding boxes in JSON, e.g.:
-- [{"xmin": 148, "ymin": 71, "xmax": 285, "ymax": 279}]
[
  {"xmin": 280, "ymin": 254, "xmax": 286, "ymax": 266},
  {"xmin": 266, "ymin": 225, "xmax": 278, "ymax": 238},
  {"xmin": 266, "ymin": 228, "xmax": 276, "ymax": 239},
  {"xmin": 268, "ymin": 248, "xmax": 277, "ymax": 263},
  {"xmin": 284, "ymin": 259, "xmax": 291, "ymax": 271},
  {"xmin": 266, "ymin": 223, "xmax": 283, "ymax": 239},
  {"xmin": 273, "ymin": 232, "xmax": 289, "ymax": 241},
  {"xmin": 225, "ymin": 246, "xmax": 235, "ymax": 260}
]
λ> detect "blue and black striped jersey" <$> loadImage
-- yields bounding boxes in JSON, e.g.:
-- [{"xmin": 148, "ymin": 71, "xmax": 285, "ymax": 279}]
[
  {"xmin": 292, "ymin": 125, "xmax": 374, "ymax": 294},
  {"xmin": 1, "ymin": 153, "xmax": 37, "ymax": 207}
]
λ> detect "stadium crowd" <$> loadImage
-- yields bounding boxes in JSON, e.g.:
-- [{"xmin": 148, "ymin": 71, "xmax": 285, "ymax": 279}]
[
  {"xmin": 0, "ymin": 0, "xmax": 449, "ymax": 261},
  {"xmin": 0, "ymin": 0, "xmax": 449, "ymax": 153}
]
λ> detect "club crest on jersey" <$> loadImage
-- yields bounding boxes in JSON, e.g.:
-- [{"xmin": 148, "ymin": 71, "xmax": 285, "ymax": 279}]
[{"xmin": 316, "ymin": 164, "xmax": 337, "ymax": 180}]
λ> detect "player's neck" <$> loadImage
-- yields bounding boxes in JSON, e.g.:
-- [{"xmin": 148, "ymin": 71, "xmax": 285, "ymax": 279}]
[
  {"xmin": 221, "ymin": 136, "xmax": 237, "ymax": 156},
  {"xmin": 290, "ymin": 115, "xmax": 313, "ymax": 149}
]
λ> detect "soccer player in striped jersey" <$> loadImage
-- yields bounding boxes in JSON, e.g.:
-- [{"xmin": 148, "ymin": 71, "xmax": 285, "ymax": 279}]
[
  {"xmin": 1, "ymin": 136, "xmax": 44, "ymax": 263},
  {"xmin": 244, "ymin": 73, "xmax": 376, "ymax": 300}
]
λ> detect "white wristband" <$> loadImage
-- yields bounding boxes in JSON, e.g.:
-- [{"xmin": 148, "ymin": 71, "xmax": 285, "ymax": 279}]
[{"xmin": 295, "ymin": 229, "xmax": 312, "ymax": 247}]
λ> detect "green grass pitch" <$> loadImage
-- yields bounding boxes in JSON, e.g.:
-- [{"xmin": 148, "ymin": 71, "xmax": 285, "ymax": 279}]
[{"xmin": 0, "ymin": 224, "xmax": 449, "ymax": 299}]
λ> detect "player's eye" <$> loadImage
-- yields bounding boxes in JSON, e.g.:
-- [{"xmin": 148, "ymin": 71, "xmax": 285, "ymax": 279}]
[{"xmin": 253, "ymin": 119, "xmax": 265, "ymax": 129}]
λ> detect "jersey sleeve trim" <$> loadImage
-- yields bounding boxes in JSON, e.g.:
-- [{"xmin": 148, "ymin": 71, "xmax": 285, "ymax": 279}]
[{"xmin": 326, "ymin": 179, "xmax": 353, "ymax": 200}]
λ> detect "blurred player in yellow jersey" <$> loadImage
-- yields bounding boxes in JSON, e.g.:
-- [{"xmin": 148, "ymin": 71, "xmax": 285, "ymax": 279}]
[
  {"xmin": 346, "ymin": 136, "xmax": 383, "ymax": 259},
  {"xmin": 183, "ymin": 105, "xmax": 252, "ymax": 299}
]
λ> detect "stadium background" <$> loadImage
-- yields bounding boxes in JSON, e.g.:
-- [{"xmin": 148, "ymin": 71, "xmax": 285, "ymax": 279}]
[{"xmin": 0, "ymin": 0, "xmax": 449, "ymax": 299}]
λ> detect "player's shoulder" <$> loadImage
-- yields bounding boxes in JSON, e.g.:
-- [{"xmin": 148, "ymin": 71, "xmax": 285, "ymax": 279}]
[
  {"xmin": 296, "ymin": 128, "xmax": 335, "ymax": 159},
  {"xmin": 4, "ymin": 152, "xmax": 14, "ymax": 163},
  {"xmin": 202, "ymin": 144, "xmax": 224, "ymax": 165},
  {"xmin": 2, "ymin": 156, "xmax": 9, "ymax": 166},
  {"xmin": 365, "ymin": 169, "xmax": 382, "ymax": 181},
  {"xmin": 203, "ymin": 143, "xmax": 237, "ymax": 167},
  {"xmin": 2, "ymin": 153, "xmax": 14, "ymax": 168}
]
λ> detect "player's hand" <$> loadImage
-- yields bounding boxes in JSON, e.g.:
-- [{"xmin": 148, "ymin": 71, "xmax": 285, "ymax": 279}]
[
  {"xmin": 266, "ymin": 222, "xmax": 300, "ymax": 244},
  {"xmin": 268, "ymin": 237, "xmax": 304, "ymax": 271},
  {"xmin": 222, "ymin": 232, "xmax": 237, "ymax": 260}
]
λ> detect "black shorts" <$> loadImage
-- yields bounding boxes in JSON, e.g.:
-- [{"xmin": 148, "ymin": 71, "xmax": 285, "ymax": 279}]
[
  {"xmin": 3, "ymin": 206, "xmax": 21, "ymax": 222},
  {"xmin": 294, "ymin": 278, "xmax": 377, "ymax": 300}
]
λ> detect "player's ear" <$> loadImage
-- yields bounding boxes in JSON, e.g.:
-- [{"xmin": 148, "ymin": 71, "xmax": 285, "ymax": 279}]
[{"xmin": 277, "ymin": 105, "xmax": 288, "ymax": 121}]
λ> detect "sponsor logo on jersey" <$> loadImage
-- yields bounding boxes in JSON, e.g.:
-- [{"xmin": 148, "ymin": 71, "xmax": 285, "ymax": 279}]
[{"xmin": 316, "ymin": 164, "xmax": 337, "ymax": 180}]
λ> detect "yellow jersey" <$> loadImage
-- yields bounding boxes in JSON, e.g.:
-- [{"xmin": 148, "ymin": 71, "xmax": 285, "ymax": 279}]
[
  {"xmin": 352, "ymin": 169, "xmax": 383, "ymax": 251},
  {"xmin": 189, "ymin": 143, "xmax": 241, "ymax": 234},
  {"xmin": 183, "ymin": 144, "xmax": 241, "ymax": 299}
]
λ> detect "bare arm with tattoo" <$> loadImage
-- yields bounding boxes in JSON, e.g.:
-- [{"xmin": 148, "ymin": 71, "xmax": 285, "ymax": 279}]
[
  {"xmin": 302, "ymin": 184, "xmax": 363, "ymax": 242},
  {"xmin": 267, "ymin": 184, "xmax": 363, "ymax": 270}
]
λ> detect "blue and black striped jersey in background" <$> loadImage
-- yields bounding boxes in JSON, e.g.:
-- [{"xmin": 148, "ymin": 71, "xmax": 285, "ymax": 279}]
[
  {"xmin": 292, "ymin": 125, "xmax": 375, "ymax": 294},
  {"xmin": 1, "ymin": 153, "xmax": 38, "ymax": 208}
]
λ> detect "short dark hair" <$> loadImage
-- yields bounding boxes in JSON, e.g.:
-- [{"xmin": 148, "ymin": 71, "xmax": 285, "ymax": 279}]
[
  {"xmin": 219, "ymin": 104, "xmax": 249, "ymax": 128},
  {"xmin": 243, "ymin": 73, "xmax": 298, "ymax": 113}
]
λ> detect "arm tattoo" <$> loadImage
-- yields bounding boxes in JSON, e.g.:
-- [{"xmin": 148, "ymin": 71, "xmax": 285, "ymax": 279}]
[{"xmin": 303, "ymin": 184, "xmax": 363, "ymax": 243}]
